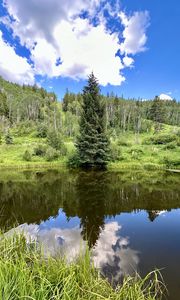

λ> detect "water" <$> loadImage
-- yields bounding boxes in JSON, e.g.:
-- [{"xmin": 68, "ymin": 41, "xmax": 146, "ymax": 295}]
[{"xmin": 0, "ymin": 169, "xmax": 180, "ymax": 299}]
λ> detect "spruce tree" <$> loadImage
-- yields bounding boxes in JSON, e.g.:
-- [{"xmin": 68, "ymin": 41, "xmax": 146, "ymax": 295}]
[
  {"xmin": 149, "ymin": 96, "xmax": 166, "ymax": 132},
  {"xmin": 76, "ymin": 73, "xmax": 109, "ymax": 168}
]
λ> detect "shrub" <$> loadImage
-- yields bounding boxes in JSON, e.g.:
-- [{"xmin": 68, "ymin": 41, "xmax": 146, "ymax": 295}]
[
  {"xmin": 47, "ymin": 130, "xmax": 62, "ymax": 149},
  {"xmin": 67, "ymin": 152, "xmax": 81, "ymax": 168},
  {"xmin": 129, "ymin": 147, "xmax": 144, "ymax": 160},
  {"xmin": 47, "ymin": 130, "xmax": 67, "ymax": 155},
  {"xmin": 23, "ymin": 150, "xmax": 32, "ymax": 161},
  {"xmin": 144, "ymin": 134, "xmax": 177, "ymax": 145},
  {"xmin": 5, "ymin": 132, "xmax": 13, "ymax": 144},
  {"xmin": 110, "ymin": 142, "xmax": 123, "ymax": 162},
  {"xmin": 162, "ymin": 156, "xmax": 180, "ymax": 169},
  {"xmin": 45, "ymin": 147, "xmax": 60, "ymax": 161},
  {"xmin": 163, "ymin": 141, "xmax": 177, "ymax": 150},
  {"xmin": 143, "ymin": 163, "xmax": 161, "ymax": 170},
  {"xmin": 15, "ymin": 121, "xmax": 36, "ymax": 136},
  {"xmin": 36, "ymin": 124, "xmax": 48, "ymax": 138},
  {"xmin": 33, "ymin": 144, "xmax": 47, "ymax": 156},
  {"xmin": 116, "ymin": 139, "xmax": 132, "ymax": 147}
]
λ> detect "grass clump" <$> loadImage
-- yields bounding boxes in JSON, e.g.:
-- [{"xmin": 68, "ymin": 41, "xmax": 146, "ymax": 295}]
[
  {"xmin": 0, "ymin": 233, "xmax": 164, "ymax": 300},
  {"xmin": 23, "ymin": 149, "xmax": 32, "ymax": 161}
]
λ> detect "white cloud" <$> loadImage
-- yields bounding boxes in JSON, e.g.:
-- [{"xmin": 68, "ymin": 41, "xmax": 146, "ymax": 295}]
[
  {"xmin": 123, "ymin": 56, "xmax": 134, "ymax": 67},
  {"xmin": 2, "ymin": 0, "xmax": 100, "ymax": 47},
  {"xmin": 159, "ymin": 94, "xmax": 173, "ymax": 101},
  {"xmin": 1, "ymin": 0, "xmax": 150, "ymax": 86},
  {"xmin": 54, "ymin": 19, "xmax": 125, "ymax": 85},
  {"xmin": 119, "ymin": 11, "xmax": 150, "ymax": 55},
  {"xmin": 0, "ymin": 31, "xmax": 34, "ymax": 84}
]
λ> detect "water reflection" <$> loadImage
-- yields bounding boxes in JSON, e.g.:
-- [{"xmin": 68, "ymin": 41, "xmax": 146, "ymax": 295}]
[
  {"xmin": 1, "ymin": 170, "xmax": 180, "ymax": 299},
  {"xmin": 7, "ymin": 220, "xmax": 140, "ymax": 282}
]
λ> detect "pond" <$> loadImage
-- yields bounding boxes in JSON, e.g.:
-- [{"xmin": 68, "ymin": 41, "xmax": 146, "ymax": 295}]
[{"xmin": 0, "ymin": 169, "xmax": 180, "ymax": 300}]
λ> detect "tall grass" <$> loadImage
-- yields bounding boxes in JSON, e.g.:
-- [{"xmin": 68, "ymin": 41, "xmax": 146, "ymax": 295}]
[{"xmin": 0, "ymin": 234, "xmax": 165, "ymax": 300}]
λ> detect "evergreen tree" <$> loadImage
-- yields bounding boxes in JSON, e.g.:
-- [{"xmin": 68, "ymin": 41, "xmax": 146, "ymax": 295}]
[
  {"xmin": 149, "ymin": 96, "xmax": 166, "ymax": 132},
  {"xmin": 76, "ymin": 73, "xmax": 109, "ymax": 168}
]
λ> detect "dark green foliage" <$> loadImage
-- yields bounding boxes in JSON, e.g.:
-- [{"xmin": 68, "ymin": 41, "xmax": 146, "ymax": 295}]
[
  {"xmin": 0, "ymin": 92, "xmax": 9, "ymax": 117},
  {"xmin": 47, "ymin": 130, "xmax": 66, "ymax": 154},
  {"xmin": 23, "ymin": 150, "xmax": 32, "ymax": 161},
  {"xmin": 5, "ymin": 132, "xmax": 13, "ymax": 144},
  {"xmin": 163, "ymin": 141, "xmax": 177, "ymax": 150},
  {"xmin": 149, "ymin": 96, "xmax": 166, "ymax": 131},
  {"xmin": 76, "ymin": 73, "xmax": 110, "ymax": 168},
  {"xmin": 145, "ymin": 133, "xmax": 178, "ymax": 145},
  {"xmin": 162, "ymin": 156, "xmax": 180, "ymax": 168},
  {"xmin": 67, "ymin": 152, "xmax": 81, "ymax": 168},
  {"xmin": 33, "ymin": 144, "xmax": 47, "ymax": 156},
  {"xmin": 15, "ymin": 121, "xmax": 36, "ymax": 136},
  {"xmin": 36, "ymin": 123, "xmax": 48, "ymax": 138}
]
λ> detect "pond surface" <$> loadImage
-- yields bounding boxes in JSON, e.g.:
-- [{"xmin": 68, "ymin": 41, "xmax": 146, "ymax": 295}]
[{"xmin": 0, "ymin": 169, "xmax": 180, "ymax": 300}]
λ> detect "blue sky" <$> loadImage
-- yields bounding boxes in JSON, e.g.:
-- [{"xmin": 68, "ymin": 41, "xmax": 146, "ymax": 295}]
[{"xmin": 0, "ymin": 0, "xmax": 179, "ymax": 101}]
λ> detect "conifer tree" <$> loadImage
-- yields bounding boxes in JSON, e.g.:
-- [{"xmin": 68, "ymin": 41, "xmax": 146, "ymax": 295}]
[
  {"xmin": 76, "ymin": 73, "xmax": 109, "ymax": 168},
  {"xmin": 149, "ymin": 96, "xmax": 166, "ymax": 132}
]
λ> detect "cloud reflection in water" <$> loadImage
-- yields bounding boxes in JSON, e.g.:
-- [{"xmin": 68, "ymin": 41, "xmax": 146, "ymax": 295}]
[{"xmin": 7, "ymin": 221, "xmax": 139, "ymax": 282}]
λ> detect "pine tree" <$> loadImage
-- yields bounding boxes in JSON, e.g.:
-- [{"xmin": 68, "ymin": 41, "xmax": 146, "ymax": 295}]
[
  {"xmin": 149, "ymin": 96, "xmax": 166, "ymax": 132},
  {"xmin": 76, "ymin": 73, "xmax": 109, "ymax": 169}
]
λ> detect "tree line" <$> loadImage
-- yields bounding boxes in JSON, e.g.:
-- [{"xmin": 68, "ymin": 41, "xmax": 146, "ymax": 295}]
[{"xmin": 0, "ymin": 75, "xmax": 179, "ymax": 138}]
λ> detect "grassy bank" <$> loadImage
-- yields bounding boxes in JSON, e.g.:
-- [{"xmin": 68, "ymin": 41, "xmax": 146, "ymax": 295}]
[
  {"xmin": 0, "ymin": 124, "xmax": 179, "ymax": 170},
  {"xmin": 0, "ymin": 234, "xmax": 164, "ymax": 300}
]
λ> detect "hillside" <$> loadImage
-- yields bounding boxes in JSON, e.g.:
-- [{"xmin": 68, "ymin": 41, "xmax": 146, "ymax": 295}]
[{"xmin": 0, "ymin": 76, "xmax": 179, "ymax": 169}]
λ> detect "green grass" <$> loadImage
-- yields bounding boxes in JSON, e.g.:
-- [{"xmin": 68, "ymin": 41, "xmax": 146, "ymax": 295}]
[
  {"xmin": 0, "ymin": 125, "xmax": 179, "ymax": 170},
  {"xmin": 0, "ymin": 233, "xmax": 164, "ymax": 300}
]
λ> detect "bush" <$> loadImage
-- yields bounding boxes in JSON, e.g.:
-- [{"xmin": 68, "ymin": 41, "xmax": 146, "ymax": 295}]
[
  {"xmin": 67, "ymin": 152, "xmax": 81, "ymax": 168},
  {"xmin": 14, "ymin": 121, "xmax": 36, "ymax": 136},
  {"xmin": 162, "ymin": 156, "xmax": 180, "ymax": 169},
  {"xmin": 23, "ymin": 150, "xmax": 32, "ymax": 161},
  {"xmin": 45, "ymin": 147, "xmax": 60, "ymax": 161},
  {"xmin": 116, "ymin": 139, "xmax": 132, "ymax": 147},
  {"xmin": 33, "ymin": 144, "xmax": 47, "ymax": 156},
  {"xmin": 129, "ymin": 147, "xmax": 144, "ymax": 160},
  {"xmin": 143, "ymin": 163, "xmax": 161, "ymax": 170},
  {"xmin": 47, "ymin": 130, "xmax": 67, "ymax": 155},
  {"xmin": 36, "ymin": 124, "xmax": 48, "ymax": 138},
  {"xmin": 163, "ymin": 141, "xmax": 177, "ymax": 150},
  {"xmin": 110, "ymin": 142, "xmax": 123, "ymax": 162},
  {"xmin": 5, "ymin": 132, "xmax": 13, "ymax": 144},
  {"xmin": 144, "ymin": 133, "xmax": 177, "ymax": 145}
]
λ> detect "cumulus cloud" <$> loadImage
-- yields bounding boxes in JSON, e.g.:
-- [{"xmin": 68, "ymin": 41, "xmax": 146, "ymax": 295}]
[
  {"xmin": 123, "ymin": 56, "xmax": 134, "ymax": 68},
  {"xmin": 2, "ymin": 0, "xmax": 100, "ymax": 47},
  {"xmin": 0, "ymin": 31, "xmax": 34, "ymax": 84},
  {"xmin": 119, "ymin": 11, "xmax": 150, "ymax": 55},
  {"xmin": 1, "ymin": 0, "xmax": 150, "ymax": 86},
  {"xmin": 159, "ymin": 94, "xmax": 173, "ymax": 100},
  {"xmin": 54, "ymin": 19, "xmax": 125, "ymax": 85}
]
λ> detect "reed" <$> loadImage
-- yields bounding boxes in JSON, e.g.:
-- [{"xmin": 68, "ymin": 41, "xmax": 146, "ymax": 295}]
[{"xmin": 0, "ymin": 233, "xmax": 165, "ymax": 300}]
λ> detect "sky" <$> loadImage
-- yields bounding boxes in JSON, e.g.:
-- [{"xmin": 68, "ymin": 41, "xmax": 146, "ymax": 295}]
[{"xmin": 0, "ymin": 0, "xmax": 179, "ymax": 101}]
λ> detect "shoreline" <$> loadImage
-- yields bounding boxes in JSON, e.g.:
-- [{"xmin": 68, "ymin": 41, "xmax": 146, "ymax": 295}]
[{"xmin": 0, "ymin": 160, "xmax": 179, "ymax": 172}]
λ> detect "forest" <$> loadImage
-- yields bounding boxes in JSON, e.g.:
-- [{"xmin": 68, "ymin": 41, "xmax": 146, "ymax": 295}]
[{"xmin": 0, "ymin": 75, "xmax": 180, "ymax": 169}]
